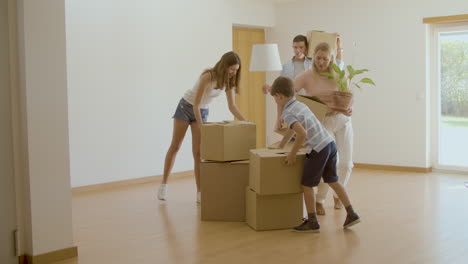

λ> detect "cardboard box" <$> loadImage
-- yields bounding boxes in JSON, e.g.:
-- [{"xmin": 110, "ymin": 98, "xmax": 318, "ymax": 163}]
[
  {"xmin": 295, "ymin": 95, "xmax": 328, "ymax": 123},
  {"xmin": 201, "ymin": 121, "xmax": 256, "ymax": 161},
  {"xmin": 200, "ymin": 160, "xmax": 249, "ymax": 222},
  {"xmin": 246, "ymin": 187, "xmax": 303, "ymax": 231},
  {"xmin": 307, "ymin": 31, "xmax": 338, "ymax": 59},
  {"xmin": 268, "ymin": 140, "xmax": 307, "ymax": 152},
  {"xmin": 274, "ymin": 96, "xmax": 327, "ymax": 137},
  {"xmin": 249, "ymin": 148, "xmax": 306, "ymax": 195}
]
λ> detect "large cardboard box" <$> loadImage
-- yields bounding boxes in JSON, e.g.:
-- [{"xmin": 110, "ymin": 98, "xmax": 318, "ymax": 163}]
[
  {"xmin": 295, "ymin": 95, "xmax": 328, "ymax": 123},
  {"xmin": 246, "ymin": 187, "xmax": 303, "ymax": 231},
  {"xmin": 268, "ymin": 140, "xmax": 307, "ymax": 152},
  {"xmin": 201, "ymin": 121, "xmax": 256, "ymax": 161},
  {"xmin": 274, "ymin": 95, "xmax": 327, "ymax": 136},
  {"xmin": 200, "ymin": 160, "xmax": 249, "ymax": 221},
  {"xmin": 307, "ymin": 30, "xmax": 338, "ymax": 58},
  {"xmin": 249, "ymin": 149, "xmax": 306, "ymax": 195}
]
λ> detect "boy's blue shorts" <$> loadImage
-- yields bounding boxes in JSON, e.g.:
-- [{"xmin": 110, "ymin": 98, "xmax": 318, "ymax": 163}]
[{"xmin": 302, "ymin": 142, "xmax": 339, "ymax": 187}]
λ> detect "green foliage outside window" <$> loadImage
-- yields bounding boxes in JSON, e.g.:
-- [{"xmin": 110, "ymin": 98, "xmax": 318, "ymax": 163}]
[{"xmin": 441, "ymin": 41, "xmax": 468, "ymax": 117}]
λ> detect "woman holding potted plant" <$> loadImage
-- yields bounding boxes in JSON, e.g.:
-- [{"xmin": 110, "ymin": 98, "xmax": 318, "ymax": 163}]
[{"xmin": 293, "ymin": 39, "xmax": 353, "ymax": 216}]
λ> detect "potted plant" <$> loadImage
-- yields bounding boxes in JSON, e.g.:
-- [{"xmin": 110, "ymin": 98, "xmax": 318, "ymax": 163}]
[{"xmin": 321, "ymin": 64, "xmax": 376, "ymax": 111}]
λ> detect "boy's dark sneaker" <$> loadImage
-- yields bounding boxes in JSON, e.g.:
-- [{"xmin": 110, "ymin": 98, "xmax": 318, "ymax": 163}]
[
  {"xmin": 293, "ymin": 218, "xmax": 320, "ymax": 233},
  {"xmin": 343, "ymin": 212, "xmax": 361, "ymax": 228}
]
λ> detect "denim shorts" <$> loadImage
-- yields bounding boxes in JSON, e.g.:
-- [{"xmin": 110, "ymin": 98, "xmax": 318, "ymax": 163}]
[
  {"xmin": 302, "ymin": 142, "xmax": 339, "ymax": 187},
  {"xmin": 172, "ymin": 98, "xmax": 209, "ymax": 124}
]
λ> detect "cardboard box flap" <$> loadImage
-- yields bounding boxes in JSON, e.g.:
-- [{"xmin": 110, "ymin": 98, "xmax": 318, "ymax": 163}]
[
  {"xmin": 295, "ymin": 95, "xmax": 328, "ymax": 123},
  {"xmin": 250, "ymin": 148, "xmax": 270, "ymax": 154},
  {"xmin": 256, "ymin": 151, "xmax": 287, "ymax": 158},
  {"xmin": 202, "ymin": 160, "xmax": 222, "ymax": 164},
  {"xmin": 222, "ymin": 120, "xmax": 255, "ymax": 126},
  {"xmin": 202, "ymin": 122, "xmax": 225, "ymax": 126},
  {"xmin": 268, "ymin": 141, "xmax": 305, "ymax": 152},
  {"xmin": 296, "ymin": 95, "xmax": 326, "ymax": 105},
  {"xmin": 231, "ymin": 160, "xmax": 250, "ymax": 165},
  {"xmin": 202, "ymin": 160, "xmax": 249, "ymax": 164},
  {"xmin": 251, "ymin": 148, "xmax": 306, "ymax": 157},
  {"xmin": 203, "ymin": 120, "xmax": 254, "ymax": 127}
]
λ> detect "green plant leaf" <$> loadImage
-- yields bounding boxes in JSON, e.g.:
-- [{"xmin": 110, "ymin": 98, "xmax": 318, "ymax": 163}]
[
  {"xmin": 338, "ymin": 79, "xmax": 349, "ymax": 92},
  {"xmin": 347, "ymin": 65, "xmax": 355, "ymax": 76},
  {"xmin": 360, "ymin": 78, "xmax": 376, "ymax": 85},
  {"xmin": 331, "ymin": 63, "xmax": 342, "ymax": 75},
  {"xmin": 320, "ymin": 72, "xmax": 335, "ymax": 79},
  {"xmin": 347, "ymin": 65, "xmax": 359, "ymax": 81},
  {"xmin": 353, "ymin": 83, "xmax": 361, "ymax": 89},
  {"xmin": 337, "ymin": 79, "xmax": 344, "ymax": 92},
  {"xmin": 354, "ymin": 69, "xmax": 369, "ymax": 75}
]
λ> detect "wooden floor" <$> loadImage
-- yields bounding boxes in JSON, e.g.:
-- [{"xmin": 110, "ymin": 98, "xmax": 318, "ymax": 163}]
[{"xmin": 55, "ymin": 169, "xmax": 468, "ymax": 264}]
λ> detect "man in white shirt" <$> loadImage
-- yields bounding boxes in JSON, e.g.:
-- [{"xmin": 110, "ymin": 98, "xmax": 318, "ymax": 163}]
[{"xmin": 262, "ymin": 35, "xmax": 312, "ymax": 94}]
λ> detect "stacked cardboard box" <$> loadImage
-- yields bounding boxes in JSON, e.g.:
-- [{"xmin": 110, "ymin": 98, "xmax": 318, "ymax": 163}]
[
  {"xmin": 200, "ymin": 121, "xmax": 256, "ymax": 222},
  {"xmin": 201, "ymin": 121, "xmax": 256, "ymax": 161},
  {"xmin": 200, "ymin": 160, "xmax": 249, "ymax": 221},
  {"xmin": 246, "ymin": 148, "xmax": 306, "ymax": 231}
]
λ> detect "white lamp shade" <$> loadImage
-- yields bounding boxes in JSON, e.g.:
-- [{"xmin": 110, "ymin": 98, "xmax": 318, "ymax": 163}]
[{"xmin": 249, "ymin": 44, "xmax": 282, "ymax": 72}]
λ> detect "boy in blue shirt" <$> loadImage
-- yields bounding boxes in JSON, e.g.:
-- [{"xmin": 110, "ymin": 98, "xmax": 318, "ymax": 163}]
[{"xmin": 270, "ymin": 76, "xmax": 360, "ymax": 232}]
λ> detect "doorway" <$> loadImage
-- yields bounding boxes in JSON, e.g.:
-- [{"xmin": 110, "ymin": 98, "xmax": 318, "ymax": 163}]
[
  {"xmin": 232, "ymin": 27, "xmax": 266, "ymax": 148},
  {"xmin": 431, "ymin": 22, "xmax": 468, "ymax": 172}
]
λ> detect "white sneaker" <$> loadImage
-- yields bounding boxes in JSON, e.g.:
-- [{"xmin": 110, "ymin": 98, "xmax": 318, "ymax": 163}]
[
  {"xmin": 157, "ymin": 184, "xmax": 168, "ymax": 200},
  {"xmin": 197, "ymin": 192, "xmax": 201, "ymax": 204}
]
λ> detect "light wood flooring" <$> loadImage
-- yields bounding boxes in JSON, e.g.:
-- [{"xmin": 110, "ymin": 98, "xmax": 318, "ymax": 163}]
[{"xmin": 55, "ymin": 169, "xmax": 468, "ymax": 264}]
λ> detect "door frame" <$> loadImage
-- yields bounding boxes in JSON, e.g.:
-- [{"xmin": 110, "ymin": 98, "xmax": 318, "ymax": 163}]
[
  {"xmin": 430, "ymin": 22, "xmax": 468, "ymax": 172},
  {"xmin": 232, "ymin": 26, "xmax": 266, "ymax": 148},
  {"xmin": 1, "ymin": 0, "xmax": 19, "ymax": 263}
]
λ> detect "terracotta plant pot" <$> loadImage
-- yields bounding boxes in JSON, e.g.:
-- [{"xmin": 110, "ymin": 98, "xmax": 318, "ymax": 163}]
[{"xmin": 330, "ymin": 91, "xmax": 353, "ymax": 111}]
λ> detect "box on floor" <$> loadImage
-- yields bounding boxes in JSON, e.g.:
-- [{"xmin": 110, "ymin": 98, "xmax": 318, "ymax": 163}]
[
  {"xmin": 200, "ymin": 160, "xmax": 249, "ymax": 222},
  {"xmin": 246, "ymin": 187, "xmax": 303, "ymax": 231}
]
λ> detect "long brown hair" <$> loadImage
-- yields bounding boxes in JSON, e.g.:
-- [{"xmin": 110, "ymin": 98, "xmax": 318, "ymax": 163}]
[{"xmin": 203, "ymin": 51, "xmax": 241, "ymax": 93}]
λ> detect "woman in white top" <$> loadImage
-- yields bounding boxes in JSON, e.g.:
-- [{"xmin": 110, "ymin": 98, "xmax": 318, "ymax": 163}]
[{"xmin": 157, "ymin": 51, "xmax": 246, "ymax": 203}]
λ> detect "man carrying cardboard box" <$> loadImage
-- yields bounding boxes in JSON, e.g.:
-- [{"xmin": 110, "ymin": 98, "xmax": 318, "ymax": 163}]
[
  {"xmin": 262, "ymin": 34, "xmax": 312, "ymax": 95},
  {"xmin": 270, "ymin": 76, "xmax": 360, "ymax": 233}
]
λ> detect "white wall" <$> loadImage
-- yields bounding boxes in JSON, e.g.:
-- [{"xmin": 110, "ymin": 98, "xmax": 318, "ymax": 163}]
[
  {"xmin": 66, "ymin": 0, "xmax": 275, "ymax": 187},
  {"xmin": 232, "ymin": 0, "xmax": 274, "ymax": 27},
  {"xmin": 16, "ymin": 0, "xmax": 74, "ymax": 255},
  {"xmin": 267, "ymin": 0, "xmax": 468, "ymax": 168}
]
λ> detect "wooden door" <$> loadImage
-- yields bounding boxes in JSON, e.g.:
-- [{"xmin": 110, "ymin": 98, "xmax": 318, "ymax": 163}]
[{"xmin": 232, "ymin": 27, "xmax": 266, "ymax": 148}]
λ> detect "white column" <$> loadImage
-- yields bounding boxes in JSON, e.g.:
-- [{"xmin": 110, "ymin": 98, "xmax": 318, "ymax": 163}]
[{"xmin": 16, "ymin": 0, "xmax": 74, "ymax": 255}]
